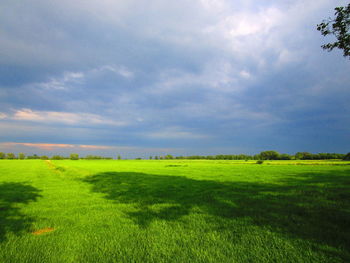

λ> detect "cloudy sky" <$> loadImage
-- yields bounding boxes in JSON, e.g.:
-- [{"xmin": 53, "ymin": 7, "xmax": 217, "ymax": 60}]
[{"xmin": 0, "ymin": 0, "xmax": 349, "ymax": 157}]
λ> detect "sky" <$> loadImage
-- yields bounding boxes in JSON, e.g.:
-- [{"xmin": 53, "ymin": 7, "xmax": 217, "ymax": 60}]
[{"xmin": 0, "ymin": 0, "xmax": 349, "ymax": 158}]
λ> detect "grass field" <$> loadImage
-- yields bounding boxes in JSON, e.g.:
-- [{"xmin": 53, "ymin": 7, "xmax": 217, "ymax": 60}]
[{"xmin": 0, "ymin": 160, "xmax": 350, "ymax": 262}]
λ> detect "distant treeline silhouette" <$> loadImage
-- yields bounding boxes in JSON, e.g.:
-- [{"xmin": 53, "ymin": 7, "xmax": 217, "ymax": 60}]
[
  {"xmin": 151, "ymin": 151, "xmax": 349, "ymax": 160},
  {"xmin": 0, "ymin": 151, "xmax": 349, "ymax": 160}
]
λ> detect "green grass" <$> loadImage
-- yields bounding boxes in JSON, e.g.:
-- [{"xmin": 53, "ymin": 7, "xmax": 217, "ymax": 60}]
[{"xmin": 0, "ymin": 160, "xmax": 350, "ymax": 262}]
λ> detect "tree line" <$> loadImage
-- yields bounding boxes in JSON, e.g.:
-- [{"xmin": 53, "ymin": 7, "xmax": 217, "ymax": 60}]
[
  {"xmin": 150, "ymin": 151, "xmax": 349, "ymax": 160},
  {"xmin": 0, "ymin": 151, "xmax": 349, "ymax": 161}
]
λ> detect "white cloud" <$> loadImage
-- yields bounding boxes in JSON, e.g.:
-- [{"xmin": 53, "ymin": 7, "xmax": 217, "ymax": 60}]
[
  {"xmin": 63, "ymin": 72, "xmax": 84, "ymax": 81},
  {"xmin": 94, "ymin": 65, "xmax": 134, "ymax": 78},
  {"xmin": 146, "ymin": 127, "xmax": 210, "ymax": 139},
  {"xmin": 226, "ymin": 8, "xmax": 282, "ymax": 37},
  {"xmin": 1, "ymin": 142, "xmax": 75, "ymax": 150},
  {"xmin": 239, "ymin": 70, "xmax": 251, "ymax": 79},
  {"xmin": 7, "ymin": 108, "xmax": 126, "ymax": 126},
  {"xmin": 39, "ymin": 71, "xmax": 84, "ymax": 90},
  {"xmin": 35, "ymin": 65, "xmax": 133, "ymax": 91},
  {"xmin": 0, "ymin": 113, "xmax": 7, "ymax": 119}
]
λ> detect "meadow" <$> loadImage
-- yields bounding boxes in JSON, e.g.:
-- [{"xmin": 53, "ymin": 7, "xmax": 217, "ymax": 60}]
[{"xmin": 0, "ymin": 159, "xmax": 350, "ymax": 262}]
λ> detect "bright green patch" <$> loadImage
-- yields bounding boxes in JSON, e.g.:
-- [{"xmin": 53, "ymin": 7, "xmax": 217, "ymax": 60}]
[{"xmin": 0, "ymin": 160, "xmax": 349, "ymax": 262}]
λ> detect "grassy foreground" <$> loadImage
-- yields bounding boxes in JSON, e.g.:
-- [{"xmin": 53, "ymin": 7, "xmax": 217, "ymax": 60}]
[{"xmin": 0, "ymin": 160, "xmax": 349, "ymax": 262}]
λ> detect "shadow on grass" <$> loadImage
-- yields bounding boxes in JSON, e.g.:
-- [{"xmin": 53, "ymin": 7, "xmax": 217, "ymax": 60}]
[
  {"xmin": 82, "ymin": 170, "xmax": 350, "ymax": 255},
  {"xmin": 0, "ymin": 182, "xmax": 41, "ymax": 242}
]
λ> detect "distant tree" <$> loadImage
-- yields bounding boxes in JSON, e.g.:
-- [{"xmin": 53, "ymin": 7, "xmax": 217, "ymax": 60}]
[
  {"xmin": 164, "ymin": 154, "xmax": 174, "ymax": 159},
  {"xmin": 18, "ymin": 153, "xmax": 26, "ymax": 160},
  {"xmin": 40, "ymin": 155, "xmax": 49, "ymax": 160},
  {"xmin": 6, "ymin": 153, "xmax": 16, "ymax": 159},
  {"xmin": 304, "ymin": 152, "xmax": 313, "ymax": 160},
  {"xmin": 253, "ymin": 154, "xmax": 261, "ymax": 160},
  {"xmin": 83, "ymin": 155, "xmax": 112, "ymax": 160},
  {"xmin": 0, "ymin": 152, "xmax": 5, "ymax": 159},
  {"xmin": 260, "ymin": 151, "xmax": 280, "ymax": 160},
  {"xmin": 84, "ymin": 155, "xmax": 112, "ymax": 160},
  {"xmin": 295, "ymin": 152, "xmax": 313, "ymax": 160},
  {"xmin": 117, "ymin": 155, "xmax": 121, "ymax": 160},
  {"xmin": 70, "ymin": 153, "xmax": 79, "ymax": 160},
  {"xmin": 317, "ymin": 3, "xmax": 350, "ymax": 58},
  {"xmin": 149, "ymin": 156, "xmax": 153, "ymax": 160},
  {"xmin": 332, "ymin": 153, "xmax": 345, "ymax": 159},
  {"xmin": 344, "ymin": 152, "xmax": 350, "ymax": 160},
  {"xmin": 51, "ymin": 155, "xmax": 64, "ymax": 160},
  {"xmin": 154, "ymin": 156, "xmax": 159, "ymax": 160},
  {"xmin": 27, "ymin": 154, "xmax": 40, "ymax": 159},
  {"xmin": 295, "ymin": 152, "xmax": 303, "ymax": 160},
  {"xmin": 279, "ymin": 153, "xmax": 292, "ymax": 160}
]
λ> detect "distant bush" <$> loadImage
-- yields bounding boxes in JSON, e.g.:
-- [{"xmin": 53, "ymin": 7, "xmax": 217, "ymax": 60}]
[
  {"xmin": 70, "ymin": 153, "xmax": 79, "ymax": 160},
  {"xmin": 295, "ymin": 152, "xmax": 344, "ymax": 160},
  {"xmin": 260, "ymin": 151, "xmax": 280, "ymax": 160},
  {"xmin": 84, "ymin": 155, "xmax": 112, "ymax": 160},
  {"xmin": 256, "ymin": 160, "xmax": 264, "ymax": 164},
  {"xmin": 344, "ymin": 153, "xmax": 350, "ymax": 160},
  {"xmin": 6, "ymin": 153, "xmax": 16, "ymax": 159},
  {"xmin": 164, "ymin": 154, "xmax": 174, "ymax": 159},
  {"xmin": 279, "ymin": 153, "xmax": 292, "ymax": 160},
  {"xmin": 51, "ymin": 155, "xmax": 64, "ymax": 160},
  {"xmin": 27, "ymin": 154, "xmax": 40, "ymax": 159}
]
